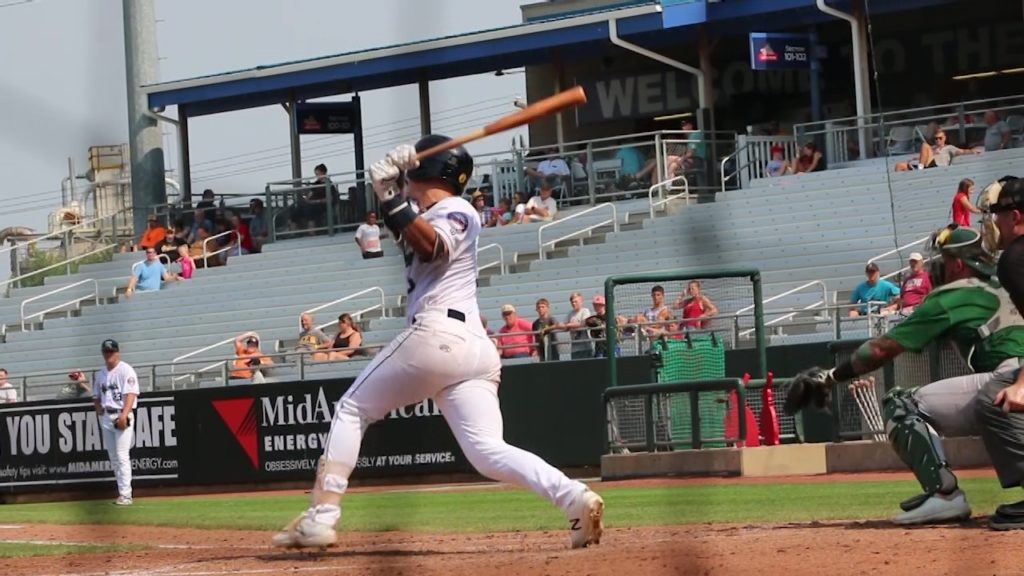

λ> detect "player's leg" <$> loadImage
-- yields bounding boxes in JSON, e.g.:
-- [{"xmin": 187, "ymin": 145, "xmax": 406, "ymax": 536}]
[
  {"xmin": 272, "ymin": 325, "xmax": 444, "ymax": 548},
  {"xmin": 434, "ymin": 378, "xmax": 604, "ymax": 549},
  {"xmin": 975, "ymin": 367, "xmax": 1024, "ymax": 530},
  {"xmin": 883, "ymin": 370, "xmax": 995, "ymax": 524},
  {"xmin": 114, "ymin": 419, "xmax": 135, "ymax": 502}
]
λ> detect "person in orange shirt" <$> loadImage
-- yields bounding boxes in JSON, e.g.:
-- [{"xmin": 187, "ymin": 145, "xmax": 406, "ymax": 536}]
[
  {"xmin": 232, "ymin": 332, "xmax": 274, "ymax": 382},
  {"xmin": 138, "ymin": 216, "xmax": 167, "ymax": 252}
]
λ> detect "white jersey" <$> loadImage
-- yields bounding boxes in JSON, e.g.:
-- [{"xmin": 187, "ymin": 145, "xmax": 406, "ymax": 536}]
[
  {"xmin": 92, "ymin": 361, "xmax": 140, "ymax": 413},
  {"xmin": 403, "ymin": 196, "xmax": 481, "ymax": 327},
  {"xmin": 355, "ymin": 223, "xmax": 382, "ymax": 253}
]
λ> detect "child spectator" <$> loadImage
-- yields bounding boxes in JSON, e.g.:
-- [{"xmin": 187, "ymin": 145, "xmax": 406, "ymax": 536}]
[
  {"xmin": 952, "ymin": 178, "xmax": 982, "ymax": 227},
  {"xmin": 766, "ymin": 145, "xmax": 792, "ymax": 177},
  {"xmin": 511, "ymin": 192, "xmax": 528, "ymax": 225},
  {"xmin": 674, "ymin": 280, "xmax": 718, "ymax": 329},
  {"xmin": 557, "ymin": 292, "xmax": 593, "ymax": 359},
  {"xmin": 635, "ymin": 285, "xmax": 674, "ymax": 336},
  {"xmin": 532, "ymin": 298, "xmax": 559, "ymax": 361},
  {"xmin": 177, "ymin": 245, "xmax": 195, "ymax": 280},
  {"xmin": 495, "ymin": 198, "xmax": 514, "ymax": 226},
  {"xmin": 585, "ymin": 296, "xmax": 628, "ymax": 358},
  {"xmin": 496, "ymin": 304, "xmax": 536, "ymax": 359},
  {"xmin": 328, "ymin": 313, "xmax": 364, "ymax": 361},
  {"xmin": 354, "ymin": 212, "xmax": 384, "ymax": 259}
]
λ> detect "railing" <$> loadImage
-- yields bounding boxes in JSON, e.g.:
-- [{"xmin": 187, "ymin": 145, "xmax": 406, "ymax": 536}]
[
  {"xmin": 868, "ymin": 235, "xmax": 931, "ymax": 265},
  {"xmin": 735, "ymin": 280, "xmax": 829, "ymax": 339},
  {"xmin": 648, "ymin": 175, "xmax": 689, "ymax": 219},
  {"xmin": 536, "ymin": 203, "xmax": 618, "ymax": 261},
  {"xmin": 719, "ymin": 135, "xmax": 799, "ymax": 191},
  {"xmin": 20, "ymin": 279, "xmax": 99, "ymax": 330},
  {"xmin": 130, "ymin": 253, "xmax": 172, "ymax": 275},
  {"xmin": 476, "ymin": 243, "xmax": 506, "ymax": 275},
  {"xmin": 0, "ymin": 244, "xmax": 116, "ymax": 293},
  {"xmin": 201, "ymin": 230, "xmax": 243, "ymax": 266}
]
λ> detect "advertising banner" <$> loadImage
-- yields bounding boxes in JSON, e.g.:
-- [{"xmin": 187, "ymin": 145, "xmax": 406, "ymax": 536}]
[{"xmin": 0, "ymin": 396, "xmax": 179, "ymax": 490}]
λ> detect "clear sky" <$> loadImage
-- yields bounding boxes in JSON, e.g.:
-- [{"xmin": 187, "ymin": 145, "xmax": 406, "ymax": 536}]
[{"xmin": 0, "ymin": 0, "xmax": 531, "ymax": 236}]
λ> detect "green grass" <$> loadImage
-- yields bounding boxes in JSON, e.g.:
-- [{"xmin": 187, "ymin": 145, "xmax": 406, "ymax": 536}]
[
  {"xmin": 0, "ymin": 478, "xmax": 1018, "ymax": 533},
  {"xmin": 0, "ymin": 542, "xmax": 143, "ymax": 558}
]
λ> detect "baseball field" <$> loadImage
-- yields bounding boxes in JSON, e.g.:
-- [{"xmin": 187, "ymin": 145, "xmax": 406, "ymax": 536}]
[{"xmin": 1, "ymin": 469, "xmax": 1020, "ymax": 576}]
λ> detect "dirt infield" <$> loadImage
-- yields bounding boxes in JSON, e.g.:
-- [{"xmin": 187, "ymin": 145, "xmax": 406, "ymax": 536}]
[
  {"xmin": 3, "ymin": 519, "xmax": 1019, "ymax": 576},
  {"xmin": 1, "ymin": 471, "xmax": 1016, "ymax": 576}
]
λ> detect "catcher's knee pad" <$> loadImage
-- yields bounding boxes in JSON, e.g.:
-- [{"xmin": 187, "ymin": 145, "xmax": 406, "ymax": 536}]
[{"xmin": 883, "ymin": 388, "xmax": 957, "ymax": 495}]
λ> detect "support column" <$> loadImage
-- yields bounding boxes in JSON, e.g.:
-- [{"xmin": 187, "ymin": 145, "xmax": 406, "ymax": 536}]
[
  {"xmin": 852, "ymin": 0, "xmax": 873, "ymax": 158},
  {"xmin": 809, "ymin": 26, "xmax": 824, "ymax": 125},
  {"xmin": 122, "ymin": 0, "xmax": 167, "ymax": 240},
  {"xmin": 177, "ymin": 106, "xmax": 192, "ymax": 210},
  {"xmin": 698, "ymin": 25, "xmax": 716, "ymax": 193},
  {"xmin": 418, "ymin": 75, "xmax": 432, "ymax": 136},
  {"xmin": 353, "ymin": 94, "xmax": 368, "ymax": 218},
  {"xmin": 288, "ymin": 92, "xmax": 302, "ymax": 182}
]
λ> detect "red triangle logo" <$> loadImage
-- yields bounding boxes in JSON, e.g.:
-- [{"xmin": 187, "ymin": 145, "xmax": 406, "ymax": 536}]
[{"xmin": 213, "ymin": 398, "xmax": 259, "ymax": 470}]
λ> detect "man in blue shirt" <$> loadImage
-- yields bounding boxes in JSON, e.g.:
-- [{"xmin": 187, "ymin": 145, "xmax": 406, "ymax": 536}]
[
  {"xmin": 849, "ymin": 262, "xmax": 900, "ymax": 317},
  {"xmin": 126, "ymin": 248, "xmax": 173, "ymax": 296}
]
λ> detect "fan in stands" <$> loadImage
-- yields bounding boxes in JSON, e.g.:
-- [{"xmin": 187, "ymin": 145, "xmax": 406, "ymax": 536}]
[{"xmin": 786, "ymin": 224, "xmax": 1024, "ymax": 527}]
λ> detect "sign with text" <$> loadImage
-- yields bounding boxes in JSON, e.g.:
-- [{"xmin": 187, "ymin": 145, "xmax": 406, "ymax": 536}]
[
  {"xmin": 0, "ymin": 396, "xmax": 179, "ymax": 489},
  {"xmin": 295, "ymin": 102, "xmax": 358, "ymax": 134},
  {"xmin": 750, "ymin": 33, "xmax": 811, "ymax": 71},
  {"xmin": 575, "ymin": 70, "xmax": 697, "ymax": 124}
]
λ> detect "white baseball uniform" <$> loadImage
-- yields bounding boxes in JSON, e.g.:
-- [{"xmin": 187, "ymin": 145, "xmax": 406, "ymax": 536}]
[
  {"xmin": 315, "ymin": 194, "xmax": 587, "ymax": 525},
  {"xmin": 93, "ymin": 361, "xmax": 140, "ymax": 499}
]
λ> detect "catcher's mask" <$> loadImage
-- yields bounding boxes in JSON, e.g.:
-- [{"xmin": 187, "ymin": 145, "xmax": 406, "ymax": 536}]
[{"xmin": 927, "ymin": 224, "xmax": 997, "ymax": 286}]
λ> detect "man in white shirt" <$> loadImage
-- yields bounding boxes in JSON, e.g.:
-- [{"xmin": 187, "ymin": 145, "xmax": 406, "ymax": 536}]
[
  {"xmin": 525, "ymin": 178, "xmax": 559, "ymax": 222},
  {"xmin": 526, "ymin": 148, "xmax": 570, "ymax": 193},
  {"xmin": 354, "ymin": 212, "xmax": 384, "ymax": 259},
  {"xmin": 0, "ymin": 368, "xmax": 16, "ymax": 403},
  {"xmin": 90, "ymin": 339, "xmax": 140, "ymax": 506}
]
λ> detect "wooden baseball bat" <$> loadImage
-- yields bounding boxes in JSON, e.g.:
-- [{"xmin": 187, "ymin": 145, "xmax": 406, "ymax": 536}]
[{"xmin": 415, "ymin": 86, "xmax": 588, "ymax": 160}]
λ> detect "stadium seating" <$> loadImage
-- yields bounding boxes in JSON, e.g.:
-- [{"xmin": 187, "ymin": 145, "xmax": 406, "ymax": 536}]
[{"xmin": 1, "ymin": 146, "xmax": 1021, "ymax": 399}]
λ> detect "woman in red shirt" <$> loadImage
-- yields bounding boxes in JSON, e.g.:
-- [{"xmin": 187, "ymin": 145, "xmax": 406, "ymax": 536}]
[
  {"xmin": 952, "ymin": 178, "xmax": 981, "ymax": 227},
  {"xmin": 673, "ymin": 280, "xmax": 719, "ymax": 329}
]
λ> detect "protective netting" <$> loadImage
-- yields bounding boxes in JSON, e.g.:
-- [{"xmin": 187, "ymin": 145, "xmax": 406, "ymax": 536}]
[
  {"xmin": 610, "ymin": 276, "xmax": 758, "ymax": 355},
  {"xmin": 657, "ymin": 338, "xmax": 729, "ymax": 448}
]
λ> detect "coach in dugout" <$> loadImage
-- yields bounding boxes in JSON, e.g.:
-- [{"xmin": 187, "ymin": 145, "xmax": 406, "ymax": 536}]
[{"xmin": 975, "ymin": 175, "xmax": 1024, "ymax": 530}]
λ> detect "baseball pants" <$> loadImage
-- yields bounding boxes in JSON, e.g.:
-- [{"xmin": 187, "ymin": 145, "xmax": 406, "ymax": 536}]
[
  {"xmin": 912, "ymin": 358, "xmax": 1020, "ymax": 437},
  {"xmin": 321, "ymin": 308, "xmax": 586, "ymax": 514},
  {"xmin": 100, "ymin": 413, "xmax": 134, "ymax": 499},
  {"xmin": 976, "ymin": 366, "xmax": 1024, "ymax": 489}
]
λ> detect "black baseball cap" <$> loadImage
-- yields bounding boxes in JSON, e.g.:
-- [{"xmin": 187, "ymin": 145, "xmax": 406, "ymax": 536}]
[
  {"xmin": 989, "ymin": 176, "xmax": 1023, "ymax": 213},
  {"xmin": 101, "ymin": 339, "xmax": 119, "ymax": 353}
]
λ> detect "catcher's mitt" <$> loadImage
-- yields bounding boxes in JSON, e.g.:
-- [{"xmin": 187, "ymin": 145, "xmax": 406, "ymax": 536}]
[{"xmin": 784, "ymin": 367, "xmax": 837, "ymax": 415}]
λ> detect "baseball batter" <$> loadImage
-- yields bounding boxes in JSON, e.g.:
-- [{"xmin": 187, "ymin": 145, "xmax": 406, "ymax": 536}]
[
  {"xmin": 786, "ymin": 226, "xmax": 1024, "ymax": 525},
  {"xmin": 975, "ymin": 175, "xmax": 1024, "ymax": 530},
  {"xmin": 90, "ymin": 339, "xmax": 140, "ymax": 506},
  {"xmin": 273, "ymin": 135, "xmax": 604, "ymax": 550}
]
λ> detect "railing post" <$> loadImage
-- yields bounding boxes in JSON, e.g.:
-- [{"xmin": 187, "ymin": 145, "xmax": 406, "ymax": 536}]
[
  {"xmin": 645, "ymin": 393, "xmax": 656, "ymax": 452},
  {"xmin": 266, "ymin": 184, "xmax": 277, "ymax": 244},
  {"xmin": 63, "ymin": 230, "xmax": 72, "ymax": 275},
  {"xmin": 19, "ymin": 376, "xmax": 26, "ymax": 404},
  {"xmin": 653, "ymin": 134, "xmax": 664, "ymax": 188},
  {"xmin": 586, "ymin": 142, "xmax": 596, "ymax": 206},
  {"xmin": 689, "ymin": 390, "xmax": 701, "ymax": 450},
  {"xmin": 149, "ymin": 365, "xmax": 157, "ymax": 392},
  {"xmin": 299, "ymin": 352, "xmax": 306, "ymax": 381},
  {"xmin": 957, "ymin": 102, "xmax": 967, "ymax": 145},
  {"xmin": 326, "ymin": 185, "xmax": 336, "ymax": 237},
  {"xmin": 222, "ymin": 362, "xmax": 229, "ymax": 387}
]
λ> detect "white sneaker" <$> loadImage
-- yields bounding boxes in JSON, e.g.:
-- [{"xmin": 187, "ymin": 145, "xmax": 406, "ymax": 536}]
[
  {"xmin": 893, "ymin": 490, "xmax": 970, "ymax": 525},
  {"xmin": 272, "ymin": 506, "xmax": 339, "ymax": 549},
  {"xmin": 113, "ymin": 496, "xmax": 133, "ymax": 506},
  {"xmin": 567, "ymin": 488, "xmax": 604, "ymax": 549}
]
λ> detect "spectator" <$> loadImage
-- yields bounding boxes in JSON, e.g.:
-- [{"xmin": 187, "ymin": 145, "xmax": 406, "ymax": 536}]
[
  {"xmin": 525, "ymin": 177, "xmax": 559, "ymax": 222},
  {"xmin": 766, "ymin": 145, "xmax": 793, "ymax": 177},
  {"xmin": 176, "ymin": 245, "xmax": 195, "ymax": 280},
  {"xmin": 511, "ymin": 192, "xmax": 528, "ymax": 225},
  {"xmin": 327, "ymin": 313, "xmax": 364, "ymax": 361},
  {"xmin": 674, "ymin": 280, "xmax": 719, "ymax": 329},
  {"xmin": 635, "ymin": 285, "xmax": 674, "ymax": 337},
  {"xmin": 470, "ymin": 191, "xmax": 492, "ymax": 227},
  {"xmin": 494, "ymin": 198, "xmax": 514, "ymax": 226},
  {"xmin": 138, "ymin": 216, "xmax": 167, "ymax": 252},
  {"xmin": 307, "ymin": 163, "xmax": 334, "ymax": 230},
  {"xmin": 634, "ymin": 119, "xmax": 695, "ymax": 187},
  {"xmin": 532, "ymin": 298, "xmax": 559, "ymax": 361},
  {"xmin": 893, "ymin": 252, "xmax": 932, "ymax": 316},
  {"xmin": 975, "ymin": 110, "xmax": 1012, "ymax": 151},
  {"xmin": 895, "ymin": 129, "xmax": 979, "ymax": 171},
  {"xmin": 794, "ymin": 142, "xmax": 824, "ymax": 174},
  {"xmin": 232, "ymin": 332, "xmax": 274, "ymax": 382},
  {"xmin": 0, "ymin": 368, "xmax": 15, "ymax": 403},
  {"xmin": 557, "ymin": 292, "xmax": 593, "ymax": 359},
  {"xmin": 849, "ymin": 262, "xmax": 901, "ymax": 317},
  {"xmin": 615, "ymin": 143, "xmax": 646, "ymax": 183},
  {"xmin": 496, "ymin": 304, "xmax": 536, "ymax": 359},
  {"xmin": 585, "ymin": 296, "xmax": 628, "ymax": 358},
  {"xmin": 194, "ymin": 189, "xmax": 217, "ymax": 230},
  {"xmin": 354, "ymin": 212, "xmax": 384, "ymax": 259},
  {"xmin": 160, "ymin": 219, "xmax": 190, "ymax": 263},
  {"xmin": 229, "ymin": 212, "xmax": 254, "ymax": 255},
  {"xmin": 952, "ymin": 178, "xmax": 982, "ymax": 227},
  {"xmin": 126, "ymin": 248, "xmax": 174, "ymax": 297},
  {"xmin": 526, "ymin": 147, "xmax": 570, "ymax": 192},
  {"xmin": 59, "ymin": 370, "xmax": 92, "ymax": 400},
  {"xmin": 248, "ymin": 199, "xmax": 268, "ymax": 253},
  {"xmin": 189, "ymin": 224, "xmax": 223, "ymax": 268},
  {"xmin": 297, "ymin": 313, "xmax": 333, "ymax": 362}
]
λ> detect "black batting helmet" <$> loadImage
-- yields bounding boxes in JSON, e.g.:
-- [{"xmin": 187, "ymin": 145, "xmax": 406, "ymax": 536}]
[{"xmin": 404, "ymin": 134, "xmax": 473, "ymax": 195}]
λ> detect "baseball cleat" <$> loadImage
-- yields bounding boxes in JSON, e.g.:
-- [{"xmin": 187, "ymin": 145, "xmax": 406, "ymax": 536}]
[
  {"xmin": 113, "ymin": 496, "xmax": 133, "ymax": 506},
  {"xmin": 893, "ymin": 489, "xmax": 970, "ymax": 525},
  {"xmin": 272, "ymin": 507, "xmax": 339, "ymax": 549},
  {"xmin": 567, "ymin": 488, "xmax": 604, "ymax": 549}
]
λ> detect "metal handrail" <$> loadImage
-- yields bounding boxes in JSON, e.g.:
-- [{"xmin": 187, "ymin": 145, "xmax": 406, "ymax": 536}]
[
  {"xmin": 648, "ymin": 175, "xmax": 689, "ymax": 218},
  {"xmin": 477, "ymin": 243, "xmax": 505, "ymax": 275},
  {"xmin": 0, "ymin": 244, "xmax": 116, "ymax": 291},
  {"xmin": 0, "ymin": 207, "xmax": 131, "ymax": 261},
  {"xmin": 304, "ymin": 287, "xmax": 388, "ymax": 332},
  {"xmin": 201, "ymin": 229, "xmax": 243, "ymax": 266},
  {"xmin": 20, "ymin": 278, "xmax": 99, "ymax": 330},
  {"xmin": 868, "ymin": 235, "xmax": 931, "ymax": 265},
  {"xmin": 131, "ymin": 253, "xmax": 171, "ymax": 275},
  {"xmin": 720, "ymin": 143, "xmax": 751, "ymax": 193},
  {"xmin": 536, "ymin": 202, "xmax": 618, "ymax": 260},
  {"xmin": 734, "ymin": 280, "xmax": 829, "ymax": 338}
]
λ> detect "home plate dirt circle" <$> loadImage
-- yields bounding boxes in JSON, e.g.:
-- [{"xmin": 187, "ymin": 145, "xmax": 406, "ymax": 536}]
[{"xmin": 3, "ymin": 519, "xmax": 1020, "ymax": 576}]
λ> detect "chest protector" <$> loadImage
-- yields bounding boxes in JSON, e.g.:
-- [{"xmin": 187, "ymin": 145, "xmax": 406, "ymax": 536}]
[{"xmin": 928, "ymin": 277, "xmax": 1024, "ymax": 368}]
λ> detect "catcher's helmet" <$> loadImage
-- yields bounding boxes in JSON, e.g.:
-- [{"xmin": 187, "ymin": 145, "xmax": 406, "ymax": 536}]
[
  {"xmin": 928, "ymin": 224, "xmax": 997, "ymax": 284},
  {"xmin": 404, "ymin": 134, "xmax": 473, "ymax": 195}
]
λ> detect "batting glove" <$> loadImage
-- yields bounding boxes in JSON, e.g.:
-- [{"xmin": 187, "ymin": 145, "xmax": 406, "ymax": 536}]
[{"xmin": 387, "ymin": 144, "xmax": 419, "ymax": 172}]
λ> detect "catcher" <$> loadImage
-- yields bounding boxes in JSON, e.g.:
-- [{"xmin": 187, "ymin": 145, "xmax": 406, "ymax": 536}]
[{"xmin": 786, "ymin": 225, "xmax": 1024, "ymax": 524}]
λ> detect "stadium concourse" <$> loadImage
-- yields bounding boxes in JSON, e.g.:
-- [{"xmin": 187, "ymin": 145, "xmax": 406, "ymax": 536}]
[{"xmin": 1, "ymin": 146, "xmax": 1023, "ymax": 399}]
